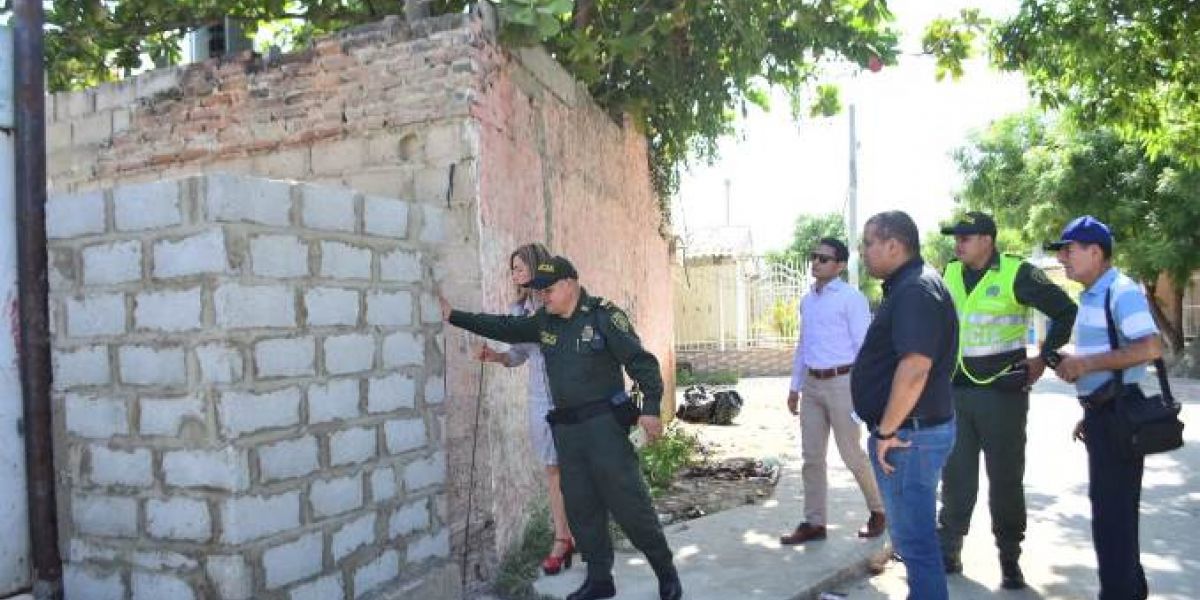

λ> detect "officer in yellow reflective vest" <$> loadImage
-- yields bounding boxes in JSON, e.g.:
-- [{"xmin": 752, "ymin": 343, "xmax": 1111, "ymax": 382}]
[{"xmin": 936, "ymin": 212, "xmax": 1077, "ymax": 589}]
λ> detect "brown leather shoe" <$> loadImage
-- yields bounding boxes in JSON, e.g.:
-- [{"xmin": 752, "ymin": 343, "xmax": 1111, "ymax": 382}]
[
  {"xmin": 780, "ymin": 522, "xmax": 827, "ymax": 545},
  {"xmin": 857, "ymin": 511, "xmax": 886, "ymax": 538}
]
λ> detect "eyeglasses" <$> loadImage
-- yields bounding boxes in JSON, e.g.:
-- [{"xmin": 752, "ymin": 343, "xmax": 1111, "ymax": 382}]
[{"xmin": 809, "ymin": 253, "xmax": 838, "ymax": 264}]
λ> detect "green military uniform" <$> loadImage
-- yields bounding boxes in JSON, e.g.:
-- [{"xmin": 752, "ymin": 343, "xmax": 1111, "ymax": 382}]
[
  {"xmin": 938, "ymin": 251, "xmax": 1077, "ymax": 568},
  {"xmin": 448, "ymin": 289, "xmax": 676, "ymax": 589}
]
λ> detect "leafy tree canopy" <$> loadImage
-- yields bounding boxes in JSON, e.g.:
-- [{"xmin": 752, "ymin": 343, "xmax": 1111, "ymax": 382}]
[
  {"xmin": 767, "ymin": 211, "xmax": 846, "ymax": 267},
  {"xmin": 8, "ymin": 0, "xmax": 910, "ymax": 206},
  {"xmin": 955, "ymin": 109, "xmax": 1200, "ymax": 351}
]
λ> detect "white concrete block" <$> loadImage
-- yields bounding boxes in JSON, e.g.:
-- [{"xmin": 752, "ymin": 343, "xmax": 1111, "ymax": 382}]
[
  {"xmin": 146, "ymin": 496, "xmax": 211, "ymax": 541},
  {"xmin": 305, "ymin": 287, "xmax": 360, "ymax": 327},
  {"xmin": 258, "ymin": 435, "xmax": 319, "ymax": 483},
  {"xmin": 47, "ymin": 190, "xmax": 106, "ymax": 239},
  {"xmin": 89, "ymin": 445, "xmax": 152, "ymax": 487},
  {"xmin": 289, "ymin": 574, "xmax": 344, "ymax": 600},
  {"xmin": 320, "ymin": 241, "xmax": 371, "ymax": 280},
  {"xmin": 255, "ymin": 336, "xmax": 316, "ymax": 378},
  {"xmin": 65, "ymin": 394, "xmax": 129, "ymax": 438},
  {"xmin": 310, "ymin": 474, "xmax": 363, "ymax": 519},
  {"xmin": 67, "ymin": 539, "xmax": 120, "ymax": 563},
  {"xmin": 218, "ymin": 387, "xmax": 301, "ymax": 438},
  {"xmin": 129, "ymin": 549, "xmax": 197, "ymax": 571},
  {"xmin": 366, "ymin": 291, "xmax": 412, "ymax": 326},
  {"xmin": 206, "ymin": 555, "xmax": 253, "ymax": 600},
  {"xmin": 381, "ymin": 332, "xmax": 423, "ymax": 367},
  {"xmin": 403, "ymin": 453, "xmax": 446, "ymax": 492},
  {"xmin": 215, "ymin": 283, "xmax": 296, "ymax": 329},
  {"xmin": 384, "ymin": 419, "xmax": 426, "ymax": 455},
  {"xmin": 132, "ymin": 570, "xmax": 195, "ymax": 600},
  {"xmin": 324, "ymin": 333, "xmax": 374, "ymax": 375},
  {"xmin": 367, "ymin": 373, "xmax": 415, "ymax": 413},
  {"xmin": 301, "ymin": 184, "xmax": 357, "ymax": 232},
  {"xmin": 163, "ymin": 447, "xmax": 250, "ymax": 492},
  {"xmin": 262, "ymin": 532, "xmax": 323, "ymax": 589},
  {"xmin": 389, "ymin": 500, "xmax": 428, "ymax": 539},
  {"xmin": 66, "ymin": 293, "xmax": 126, "ymax": 337},
  {"xmin": 140, "ymin": 396, "xmax": 204, "ymax": 437},
  {"xmin": 363, "ymin": 196, "xmax": 408, "ymax": 238},
  {"xmin": 220, "ymin": 491, "xmax": 301, "ymax": 544},
  {"xmin": 114, "ymin": 180, "xmax": 182, "ymax": 231},
  {"xmin": 82, "ymin": 240, "xmax": 142, "ymax": 284},
  {"xmin": 153, "ymin": 229, "xmax": 229, "ymax": 278},
  {"xmin": 308, "ymin": 378, "xmax": 360, "ymax": 424},
  {"xmin": 419, "ymin": 206, "xmax": 447, "ymax": 243},
  {"xmin": 64, "ymin": 564, "xmax": 125, "ymax": 600},
  {"xmin": 73, "ymin": 494, "xmax": 137, "ymax": 537},
  {"xmin": 353, "ymin": 550, "xmax": 398, "ymax": 599},
  {"xmin": 424, "ymin": 376, "xmax": 445, "ymax": 405},
  {"xmin": 419, "ymin": 292, "xmax": 441, "ymax": 324},
  {"xmin": 379, "ymin": 250, "xmax": 420, "ymax": 282},
  {"xmin": 119, "ymin": 345, "xmax": 186, "ymax": 386},
  {"xmin": 251, "ymin": 234, "xmax": 309, "ymax": 278},
  {"xmin": 206, "ymin": 173, "xmax": 293, "ymax": 226},
  {"xmin": 329, "ymin": 426, "xmax": 376, "ymax": 467},
  {"xmin": 370, "ymin": 468, "xmax": 397, "ymax": 502},
  {"xmin": 196, "ymin": 343, "xmax": 243, "ymax": 384},
  {"xmin": 134, "ymin": 288, "xmax": 202, "ymax": 332},
  {"xmin": 53, "ymin": 345, "xmax": 110, "ymax": 390},
  {"xmin": 332, "ymin": 514, "xmax": 376, "ymax": 562},
  {"xmin": 406, "ymin": 529, "xmax": 450, "ymax": 563}
]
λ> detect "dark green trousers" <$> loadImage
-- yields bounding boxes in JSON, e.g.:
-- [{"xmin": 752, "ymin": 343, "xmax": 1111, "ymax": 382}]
[
  {"xmin": 937, "ymin": 385, "xmax": 1029, "ymax": 562},
  {"xmin": 552, "ymin": 414, "xmax": 674, "ymax": 582}
]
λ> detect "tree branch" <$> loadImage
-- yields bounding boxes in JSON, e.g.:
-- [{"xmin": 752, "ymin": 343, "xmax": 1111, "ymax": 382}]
[{"xmin": 573, "ymin": 0, "xmax": 594, "ymax": 30}]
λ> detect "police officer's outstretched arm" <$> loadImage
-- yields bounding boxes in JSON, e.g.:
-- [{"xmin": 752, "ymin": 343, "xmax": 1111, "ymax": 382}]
[
  {"xmin": 597, "ymin": 303, "xmax": 666, "ymax": 441},
  {"xmin": 438, "ymin": 291, "xmax": 540, "ymax": 344}
]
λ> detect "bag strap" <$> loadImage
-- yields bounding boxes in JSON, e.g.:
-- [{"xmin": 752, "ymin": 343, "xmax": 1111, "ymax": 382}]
[{"xmin": 1102, "ymin": 286, "xmax": 1175, "ymax": 401}]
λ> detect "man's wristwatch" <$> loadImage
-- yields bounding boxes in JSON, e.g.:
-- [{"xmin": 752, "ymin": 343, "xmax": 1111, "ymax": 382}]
[{"xmin": 873, "ymin": 428, "xmax": 897, "ymax": 440}]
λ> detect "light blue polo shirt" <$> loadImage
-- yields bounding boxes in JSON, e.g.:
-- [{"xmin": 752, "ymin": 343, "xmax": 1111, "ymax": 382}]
[{"xmin": 1073, "ymin": 267, "xmax": 1159, "ymax": 395}]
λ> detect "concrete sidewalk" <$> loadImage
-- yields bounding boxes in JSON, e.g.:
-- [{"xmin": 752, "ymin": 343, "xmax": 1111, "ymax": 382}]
[{"xmin": 533, "ymin": 457, "xmax": 889, "ymax": 600}]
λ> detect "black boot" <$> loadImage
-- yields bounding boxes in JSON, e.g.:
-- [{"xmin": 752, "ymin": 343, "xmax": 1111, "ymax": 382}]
[
  {"xmin": 652, "ymin": 562, "xmax": 683, "ymax": 600},
  {"xmin": 943, "ymin": 552, "xmax": 963, "ymax": 574},
  {"xmin": 1000, "ymin": 559, "xmax": 1026, "ymax": 590},
  {"xmin": 566, "ymin": 578, "xmax": 616, "ymax": 600}
]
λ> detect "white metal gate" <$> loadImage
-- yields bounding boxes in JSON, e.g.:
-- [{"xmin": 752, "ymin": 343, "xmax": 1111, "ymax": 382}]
[
  {"xmin": 673, "ymin": 255, "xmax": 808, "ymax": 350},
  {"xmin": 0, "ymin": 25, "xmax": 32, "ymax": 596}
]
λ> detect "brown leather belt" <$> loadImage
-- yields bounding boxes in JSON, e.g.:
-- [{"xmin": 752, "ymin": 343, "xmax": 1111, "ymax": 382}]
[{"xmin": 808, "ymin": 364, "xmax": 853, "ymax": 380}]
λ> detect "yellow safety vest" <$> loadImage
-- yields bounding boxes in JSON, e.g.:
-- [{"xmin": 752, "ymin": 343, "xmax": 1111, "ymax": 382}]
[{"xmin": 945, "ymin": 254, "xmax": 1028, "ymax": 385}]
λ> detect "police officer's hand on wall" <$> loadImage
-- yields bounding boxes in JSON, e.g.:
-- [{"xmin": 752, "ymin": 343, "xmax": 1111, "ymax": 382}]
[{"xmin": 437, "ymin": 290, "xmax": 452, "ymax": 321}]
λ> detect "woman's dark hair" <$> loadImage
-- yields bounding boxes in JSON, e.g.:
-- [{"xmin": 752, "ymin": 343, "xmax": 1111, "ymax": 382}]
[
  {"xmin": 817, "ymin": 237, "xmax": 850, "ymax": 262},
  {"xmin": 510, "ymin": 243, "xmax": 553, "ymax": 282}
]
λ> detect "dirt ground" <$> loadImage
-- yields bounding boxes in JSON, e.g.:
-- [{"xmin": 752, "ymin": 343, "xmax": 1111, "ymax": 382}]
[{"xmin": 651, "ymin": 377, "xmax": 798, "ymax": 523}]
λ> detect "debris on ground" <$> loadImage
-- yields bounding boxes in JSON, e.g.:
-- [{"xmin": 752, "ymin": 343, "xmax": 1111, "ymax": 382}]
[{"xmin": 675, "ymin": 385, "xmax": 744, "ymax": 425}]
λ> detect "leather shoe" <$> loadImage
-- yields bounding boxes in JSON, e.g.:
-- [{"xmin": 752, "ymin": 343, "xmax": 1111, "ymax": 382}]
[
  {"xmin": 943, "ymin": 553, "xmax": 963, "ymax": 574},
  {"xmin": 566, "ymin": 579, "xmax": 615, "ymax": 600},
  {"xmin": 658, "ymin": 574, "xmax": 683, "ymax": 600},
  {"xmin": 780, "ymin": 522, "xmax": 827, "ymax": 545},
  {"xmin": 857, "ymin": 511, "xmax": 886, "ymax": 538},
  {"xmin": 1001, "ymin": 560, "xmax": 1026, "ymax": 590}
]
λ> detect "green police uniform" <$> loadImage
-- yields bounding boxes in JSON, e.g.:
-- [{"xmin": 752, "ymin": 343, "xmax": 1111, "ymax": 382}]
[
  {"xmin": 937, "ymin": 251, "xmax": 1077, "ymax": 570},
  {"xmin": 448, "ymin": 289, "xmax": 677, "ymax": 590}
]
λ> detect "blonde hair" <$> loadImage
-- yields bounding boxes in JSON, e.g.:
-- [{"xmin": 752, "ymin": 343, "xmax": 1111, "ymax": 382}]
[{"xmin": 510, "ymin": 243, "xmax": 553, "ymax": 301}]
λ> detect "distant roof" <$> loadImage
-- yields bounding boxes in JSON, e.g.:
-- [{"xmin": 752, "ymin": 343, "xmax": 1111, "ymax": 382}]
[{"xmin": 680, "ymin": 226, "xmax": 754, "ymax": 258}]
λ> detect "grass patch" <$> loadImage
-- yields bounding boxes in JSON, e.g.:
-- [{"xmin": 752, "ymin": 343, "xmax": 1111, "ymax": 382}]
[
  {"xmin": 676, "ymin": 369, "xmax": 739, "ymax": 387},
  {"xmin": 494, "ymin": 502, "xmax": 557, "ymax": 600},
  {"xmin": 638, "ymin": 423, "xmax": 702, "ymax": 497}
]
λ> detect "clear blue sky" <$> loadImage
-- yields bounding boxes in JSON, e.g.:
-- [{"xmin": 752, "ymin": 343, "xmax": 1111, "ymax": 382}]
[{"xmin": 673, "ymin": 0, "xmax": 1032, "ymax": 253}]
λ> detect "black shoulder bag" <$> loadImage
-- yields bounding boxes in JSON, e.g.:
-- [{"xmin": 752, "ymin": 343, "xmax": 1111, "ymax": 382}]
[{"xmin": 1102, "ymin": 288, "xmax": 1185, "ymax": 458}]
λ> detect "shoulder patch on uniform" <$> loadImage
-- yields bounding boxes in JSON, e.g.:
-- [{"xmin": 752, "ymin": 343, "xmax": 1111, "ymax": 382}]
[
  {"xmin": 609, "ymin": 309, "xmax": 632, "ymax": 332},
  {"xmin": 1029, "ymin": 267, "xmax": 1052, "ymax": 285},
  {"xmin": 540, "ymin": 331, "xmax": 558, "ymax": 346}
]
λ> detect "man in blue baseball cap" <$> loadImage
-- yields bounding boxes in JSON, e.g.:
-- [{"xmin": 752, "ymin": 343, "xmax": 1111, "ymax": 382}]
[{"xmin": 1047, "ymin": 214, "xmax": 1162, "ymax": 600}]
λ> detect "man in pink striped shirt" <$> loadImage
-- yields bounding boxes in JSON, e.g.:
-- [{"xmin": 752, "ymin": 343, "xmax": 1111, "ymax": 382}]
[{"xmin": 780, "ymin": 238, "xmax": 886, "ymax": 544}]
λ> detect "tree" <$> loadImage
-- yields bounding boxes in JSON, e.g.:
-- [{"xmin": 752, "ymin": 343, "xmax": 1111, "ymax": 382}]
[
  {"xmin": 767, "ymin": 212, "xmax": 846, "ymax": 267},
  {"xmin": 5, "ymin": 0, "xmax": 906, "ymax": 207},
  {"xmin": 954, "ymin": 110, "xmax": 1200, "ymax": 353}
]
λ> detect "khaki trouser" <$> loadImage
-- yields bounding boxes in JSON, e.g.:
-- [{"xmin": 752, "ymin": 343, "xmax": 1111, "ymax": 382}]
[{"xmin": 800, "ymin": 373, "xmax": 885, "ymax": 526}]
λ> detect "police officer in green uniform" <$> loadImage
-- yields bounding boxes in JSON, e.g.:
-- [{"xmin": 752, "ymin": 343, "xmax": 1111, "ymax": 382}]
[
  {"xmin": 439, "ymin": 256, "xmax": 682, "ymax": 600},
  {"xmin": 937, "ymin": 212, "xmax": 1077, "ymax": 588}
]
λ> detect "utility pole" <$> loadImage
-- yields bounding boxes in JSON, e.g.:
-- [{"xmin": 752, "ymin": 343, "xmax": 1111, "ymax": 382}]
[
  {"xmin": 846, "ymin": 103, "xmax": 860, "ymax": 287},
  {"xmin": 723, "ymin": 177, "xmax": 732, "ymax": 226}
]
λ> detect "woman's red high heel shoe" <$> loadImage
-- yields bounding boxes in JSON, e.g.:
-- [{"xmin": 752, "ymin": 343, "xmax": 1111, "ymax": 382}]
[{"xmin": 541, "ymin": 538, "xmax": 575, "ymax": 575}]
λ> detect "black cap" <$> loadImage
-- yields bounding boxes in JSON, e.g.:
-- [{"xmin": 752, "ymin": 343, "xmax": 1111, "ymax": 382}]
[
  {"xmin": 524, "ymin": 256, "xmax": 579, "ymax": 290},
  {"xmin": 940, "ymin": 211, "xmax": 997, "ymax": 237}
]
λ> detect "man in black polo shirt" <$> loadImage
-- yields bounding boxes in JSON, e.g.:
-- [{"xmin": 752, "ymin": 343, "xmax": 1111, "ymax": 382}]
[{"xmin": 852, "ymin": 210, "xmax": 958, "ymax": 600}]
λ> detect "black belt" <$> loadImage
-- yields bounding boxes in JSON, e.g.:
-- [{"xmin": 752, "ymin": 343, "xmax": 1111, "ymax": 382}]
[
  {"xmin": 898, "ymin": 413, "xmax": 953, "ymax": 430},
  {"xmin": 808, "ymin": 364, "xmax": 853, "ymax": 380},
  {"xmin": 546, "ymin": 399, "xmax": 611, "ymax": 426}
]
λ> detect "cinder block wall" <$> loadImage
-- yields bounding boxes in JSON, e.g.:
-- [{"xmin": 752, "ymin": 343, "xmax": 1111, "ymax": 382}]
[{"xmin": 49, "ymin": 175, "xmax": 454, "ymax": 599}]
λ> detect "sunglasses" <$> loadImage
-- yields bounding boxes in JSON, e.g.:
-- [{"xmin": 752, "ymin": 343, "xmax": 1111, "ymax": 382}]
[{"xmin": 809, "ymin": 253, "xmax": 838, "ymax": 264}]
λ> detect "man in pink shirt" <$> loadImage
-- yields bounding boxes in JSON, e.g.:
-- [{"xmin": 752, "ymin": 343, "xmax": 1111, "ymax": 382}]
[{"xmin": 781, "ymin": 238, "xmax": 886, "ymax": 544}]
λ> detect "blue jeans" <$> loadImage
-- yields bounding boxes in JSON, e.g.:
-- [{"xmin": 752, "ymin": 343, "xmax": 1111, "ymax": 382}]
[{"xmin": 870, "ymin": 419, "xmax": 956, "ymax": 600}]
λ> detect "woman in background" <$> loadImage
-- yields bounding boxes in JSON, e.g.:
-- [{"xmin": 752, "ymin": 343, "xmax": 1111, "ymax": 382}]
[{"xmin": 478, "ymin": 243, "xmax": 575, "ymax": 575}]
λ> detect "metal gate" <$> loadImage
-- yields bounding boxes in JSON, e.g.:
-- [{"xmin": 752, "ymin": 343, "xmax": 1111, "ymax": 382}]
[{"xmin": 673, "ymin": 255, "xmax": 808, "ymax": 350}]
